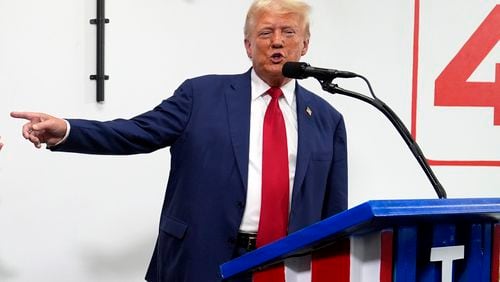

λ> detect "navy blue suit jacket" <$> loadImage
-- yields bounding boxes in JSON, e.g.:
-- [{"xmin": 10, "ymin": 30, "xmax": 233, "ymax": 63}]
[{"xmin": 52, "ymin": 69, "xmax": 348, "ymax": 281}]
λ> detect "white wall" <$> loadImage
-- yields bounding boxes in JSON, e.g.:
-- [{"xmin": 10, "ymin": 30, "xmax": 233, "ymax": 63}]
[{"xmin": 0, "ymin": 0, "xmax": 498, "ymax": 281}]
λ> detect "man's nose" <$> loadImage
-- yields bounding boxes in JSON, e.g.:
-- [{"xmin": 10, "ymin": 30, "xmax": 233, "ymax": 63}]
[{"xmin": 271, "ymin": 31, "xmax": 284, "ymax": 47}]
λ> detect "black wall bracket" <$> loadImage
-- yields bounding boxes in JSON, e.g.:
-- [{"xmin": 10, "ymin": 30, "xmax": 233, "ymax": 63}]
[{"xmin": 90, "ymin": 0, "xmax": 109, "ymax": 102}]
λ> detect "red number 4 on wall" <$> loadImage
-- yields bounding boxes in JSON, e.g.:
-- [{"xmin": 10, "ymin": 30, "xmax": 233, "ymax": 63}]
[{"xmin": 434, "ymin": 5, "xmax": 500, "ymax": 125}]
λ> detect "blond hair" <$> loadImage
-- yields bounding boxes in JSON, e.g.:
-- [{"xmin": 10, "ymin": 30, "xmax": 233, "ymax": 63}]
[{"xmin": 244, "ymin": 0, "xmax": 311, "ymax": 39}]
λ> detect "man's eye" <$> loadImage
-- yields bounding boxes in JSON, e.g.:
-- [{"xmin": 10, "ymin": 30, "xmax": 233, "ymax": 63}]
[
  {"xmin": 283, "ymin": 29, "xmax": 296, "ymax": 37},
  {"xmin": 258, "ymin": 31, "xmax": 272, "ymax": 37}
]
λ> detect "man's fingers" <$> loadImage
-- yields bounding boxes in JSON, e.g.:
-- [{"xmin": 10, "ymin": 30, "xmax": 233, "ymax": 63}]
[
  {"xmin": 12, "ymin": 111, "xmax": 46, "ymax": 139},
  {"xmin": 32, "ymin": 119, "xmax": 60, "ymax": 132},
  {"xmin": 28, "ymin": 132, "xmax": 42, "ymax": 148},
  {"xmin": 22, "ymin": 123, "xmax": 35, "ymax": 139},
  {"xmin": 32, "ymin": 120, "xmax": 48, "ymax": 131},
  {"xmin": 16, "ymin": 113, "xmax": 57, "ymax": 136},
  {"xmin": 12, "ymin": 111, "xmax": 65, "ymax": 147},
  {"xmin": 10, "ymin": 111, "xmax": 42, "ymax": 121}
]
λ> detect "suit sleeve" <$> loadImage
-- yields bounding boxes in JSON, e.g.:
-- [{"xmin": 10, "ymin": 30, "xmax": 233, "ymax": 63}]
[
  {"xmin": 51, "ymin": 80, "xmax": 194, "ymax": 155},
  {"xmin": 322, "ymin": 115, "xmax": 348, "ymax": 218}
]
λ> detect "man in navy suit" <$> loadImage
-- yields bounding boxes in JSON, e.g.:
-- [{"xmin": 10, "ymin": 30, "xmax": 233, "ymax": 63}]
[{"xmin": 12, "ymin": 0, "xmax": 347, "ymax": 281}]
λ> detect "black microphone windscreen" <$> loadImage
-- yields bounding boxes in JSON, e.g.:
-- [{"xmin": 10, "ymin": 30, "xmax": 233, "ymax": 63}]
[{"xmin": 282, "ymin": 62, "xmax": 309, "ymax": 79}]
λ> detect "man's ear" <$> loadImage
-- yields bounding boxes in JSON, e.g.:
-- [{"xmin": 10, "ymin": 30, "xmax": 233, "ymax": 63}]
[
  {"xmin": 301, "ymin": 38, "xmax": 310, "ymax": 56},
  {"xmin": 244, "ymin": 39, "xmax": 253, "ymax": 59}
]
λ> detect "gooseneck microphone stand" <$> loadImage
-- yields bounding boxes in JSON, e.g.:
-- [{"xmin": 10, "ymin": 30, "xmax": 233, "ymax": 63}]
[{"xmin": 320, "ymin": 76, "xmax": 447, "ymax": 199}]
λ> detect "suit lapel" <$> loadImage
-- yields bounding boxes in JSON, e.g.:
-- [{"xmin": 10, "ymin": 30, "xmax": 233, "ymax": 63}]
[
  {"xmin": 224, "ymin": 76, "xmax": 314, "ymax": 206},
  {"xmin": 292, "ymin": 84, "xmax": 314, "ymax": 203},
  {"xmin": 225, "ymin": 71, "xmax": 252, "ymax": 190}
]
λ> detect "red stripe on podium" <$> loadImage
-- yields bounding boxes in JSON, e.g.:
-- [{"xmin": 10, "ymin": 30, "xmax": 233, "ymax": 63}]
[
  {"xmin": 380, "ymin": 230, "xmax": 394, "ymax": 282},
  {"xmin": 311, "ymin": 238, "xmax": 350, "ymax": 282},
  {"xmin": 492, "ymin": 224, "xmax": 499, "ymax": 282}
]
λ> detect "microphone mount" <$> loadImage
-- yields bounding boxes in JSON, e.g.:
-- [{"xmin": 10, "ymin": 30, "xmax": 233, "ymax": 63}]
[{"xmin": 312, "ymin": 69, "xmax": 447, "ymax": 199}]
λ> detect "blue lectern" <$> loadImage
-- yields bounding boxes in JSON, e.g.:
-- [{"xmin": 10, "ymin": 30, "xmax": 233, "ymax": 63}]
[{"xmin": 220, "ymin": 198, "xmax": 500, "ymax": 282}]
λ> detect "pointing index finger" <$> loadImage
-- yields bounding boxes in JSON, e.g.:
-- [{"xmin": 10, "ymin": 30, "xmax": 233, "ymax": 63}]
[{"xmin": 10, "ymin": 111, "xmax": 40, "ymax": 121}]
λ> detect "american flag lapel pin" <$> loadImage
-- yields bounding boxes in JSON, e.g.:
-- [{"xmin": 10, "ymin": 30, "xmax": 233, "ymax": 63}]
[{"xmin": 306, "ymin": 106, "xmax": 312, "ymax": 117}]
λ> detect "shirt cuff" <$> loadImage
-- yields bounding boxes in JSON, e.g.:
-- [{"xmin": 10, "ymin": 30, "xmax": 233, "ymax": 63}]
[{"xmin": 51, "ymin": 119, "xmax": 71, "ymax": 147}]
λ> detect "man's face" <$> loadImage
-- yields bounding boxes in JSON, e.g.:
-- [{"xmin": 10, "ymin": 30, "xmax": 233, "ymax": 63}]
[{"xmin": 245, "ymin": 9, "xmax": 309, "ymax": 86}]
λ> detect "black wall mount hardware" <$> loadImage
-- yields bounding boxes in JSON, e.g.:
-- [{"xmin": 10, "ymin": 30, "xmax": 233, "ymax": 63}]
[{"xmin": 90, "ymin": 0, "xmax": 109, "ymax": 102}]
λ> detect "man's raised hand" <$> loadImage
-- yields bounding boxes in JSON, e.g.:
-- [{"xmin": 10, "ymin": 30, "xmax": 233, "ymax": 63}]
[{"xmin": 10, "ymin": 112, "xmax": 67, "ymax": 148}]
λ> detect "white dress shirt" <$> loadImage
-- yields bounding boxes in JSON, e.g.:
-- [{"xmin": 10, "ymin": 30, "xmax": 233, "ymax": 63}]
[{"xmin": 239, "ymin": 69, "xmax": 298, "ymax": 233}]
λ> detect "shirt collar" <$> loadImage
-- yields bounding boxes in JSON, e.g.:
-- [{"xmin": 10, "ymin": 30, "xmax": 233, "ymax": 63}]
[{"xmin": 250, "ymin": 68, "xmax": 296, "ymax": 105}]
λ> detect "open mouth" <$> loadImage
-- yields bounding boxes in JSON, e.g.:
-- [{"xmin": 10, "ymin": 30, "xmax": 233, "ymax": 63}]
[{"xmin": 270, "ymin": 53, "xmax": 285, "ymax": 63}]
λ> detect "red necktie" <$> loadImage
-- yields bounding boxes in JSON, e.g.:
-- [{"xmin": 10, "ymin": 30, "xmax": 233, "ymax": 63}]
[{"xmin": 254, "ymin": 87, "xmax": 289, "ymax": 282}]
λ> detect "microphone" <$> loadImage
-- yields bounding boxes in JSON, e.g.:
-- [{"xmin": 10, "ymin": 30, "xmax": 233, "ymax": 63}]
[
  {"xmin": 284, "ymin": 62, "xmax": 447, "ymax": 199},
  {"xmin": 282, "ymin": 62, "xmax": 358, "ymax": 81}
]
